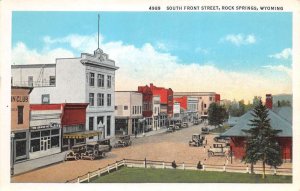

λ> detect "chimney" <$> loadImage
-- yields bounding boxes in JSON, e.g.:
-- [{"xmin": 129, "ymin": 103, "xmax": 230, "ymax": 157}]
[{"xmin": 265, "ymin": 94, "xmax": 273, "ymax": 109}]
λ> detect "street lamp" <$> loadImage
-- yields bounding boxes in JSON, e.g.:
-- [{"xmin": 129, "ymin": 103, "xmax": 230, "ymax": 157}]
[{"xmin": 11, "ymin": 132, "xmax": 15, "ymax": 176}]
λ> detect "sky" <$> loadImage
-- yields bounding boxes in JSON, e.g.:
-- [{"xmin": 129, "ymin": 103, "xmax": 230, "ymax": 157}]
[{"xmin": 12, "ymin": 12, "xmax": 292, "ymax": 102}]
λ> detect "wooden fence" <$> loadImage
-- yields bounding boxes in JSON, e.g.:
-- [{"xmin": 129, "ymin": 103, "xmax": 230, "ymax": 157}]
[{"xmin": 65, "ymin": 158, "xmax": 292, "ymax": 183}]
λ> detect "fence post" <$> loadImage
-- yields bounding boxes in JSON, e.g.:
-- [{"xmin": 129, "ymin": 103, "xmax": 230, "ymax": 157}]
[
  {"xmin": 98, "ymin": 168, "xmax": 101, "ymax": 177},
  {"xmin": 273, "ymin": 168, "xmax": 277, "ymax": 175},
  {"xmin": 87, "ymin": 172, "xmax": 90, "ymax": 183},
  {"xmin": 107, "ymin": 164, "xmax": 110, "ymax": 173},
  {"xmin": 182, "ymin": 162, "xmax": 185, "ymax": 170},
  {"xmin": 223, "ymin": 164, "xmax": 226, "ymax": 172},
  {"xmin": 124, "ymin": 159, "xmax": 126, "ymax": 166},
  {"xmin": 144, "ymin": 158, "xmax": 147, "ymax": 168},
  {"xmin": 116, "ymin": 161, "xmax": 118, "ymax": 170},
  {"xmin": 163, "ymin": 162, "xmax": 165, "ymax": 169},
  {"xmin": 77, "ymin": 176, "xmax": 80, "ymax": 183},
  {"xmin": 202, "ymin": 164, "xmax": 205, "ymax": 171},
  {"xmin": 246, "ymin": 165, "xmax": 249, "ymax": 173}
]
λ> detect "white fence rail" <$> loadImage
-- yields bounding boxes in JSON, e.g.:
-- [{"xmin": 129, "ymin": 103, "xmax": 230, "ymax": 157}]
[{"xmin": 65, "ymin": 158, "xmax": 292, "ymax": 183}]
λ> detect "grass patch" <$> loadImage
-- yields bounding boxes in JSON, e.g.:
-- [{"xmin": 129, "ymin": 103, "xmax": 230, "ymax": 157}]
[
  {"xmin": 89, "ymin": 167, "xmax": 292, "ymax": 183},
  {"xmin": 210, "ymin": 125, "xmax": 231, "ymax": 133}
]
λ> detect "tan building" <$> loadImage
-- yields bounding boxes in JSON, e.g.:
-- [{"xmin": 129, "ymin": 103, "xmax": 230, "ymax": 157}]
[{"xmin": 11, "ymin": 86, "xmax": 33, "ymax": 163}]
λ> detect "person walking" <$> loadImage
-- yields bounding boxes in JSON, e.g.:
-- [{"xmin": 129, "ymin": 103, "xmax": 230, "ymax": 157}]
[{"xmin": 134, "ymin": 129, "xmax": 137, "ymax": 138}]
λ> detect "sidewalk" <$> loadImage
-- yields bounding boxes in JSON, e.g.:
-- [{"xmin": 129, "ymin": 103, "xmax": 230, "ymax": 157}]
[
  {"xmin": 12, "ymin": 151, "xmax": 68, "ymax": 176},
  {"xmin": 134, "ymin": 127, "xmax": 168, "ymax": 138}
]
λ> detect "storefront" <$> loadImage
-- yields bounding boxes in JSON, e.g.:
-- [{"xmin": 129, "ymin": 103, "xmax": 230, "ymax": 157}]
[
  {"xmin": 63, "ymin": 130, "xmax": 101, "ymax": 150},
  {"xmin": 115, "ymin": 118, "xmax": 128, "ymax": 135},
  {"xmin": 12, "ymin": 130, "xmax": 29, "ymax": 162},
  {"xmin": 29, "ymin": 123, "xmax": 61, "ymax": 159}
]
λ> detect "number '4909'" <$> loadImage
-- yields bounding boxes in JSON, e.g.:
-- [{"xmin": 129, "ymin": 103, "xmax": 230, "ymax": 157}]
[{"xmin": 149, "ymin": 6, "xmax": 161, "ymax": 10}]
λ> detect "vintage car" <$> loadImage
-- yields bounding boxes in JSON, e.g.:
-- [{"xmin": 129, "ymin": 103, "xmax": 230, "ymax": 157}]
[
  {"xmin": 182, "ymin": 122, "xmax": 189, "ymax": 128},
  {"xmin": 113, "ymin": 135, "xmax": 132, "ymax": 148},
  {"xmin": 81, "ymin": 142, "xmax": 109, "ymax": 160},
  {"xmin": 201, "ymin": 127, "xmax": 210, "ymax": 134},
  {"xmin": 65, "ymin": 144, "xmax": 86, "ymax": 161},
  {"xmin": 166, "ymin": 125, "xmax": 175, "ymax": 132},
  {"xmin": 97, "ymin": 138, "xmax": 112, "ymax": 151},
  {"xmin": 189, "ymin": 134, "xmax": 205, "ymax": 147},
  {"xmin": 207, "ymin": 143, "xmax": 229, "ymax": 157},
  {"xmin": 193, "ymin": 120, "xmax": 199, "ymax": 125}
]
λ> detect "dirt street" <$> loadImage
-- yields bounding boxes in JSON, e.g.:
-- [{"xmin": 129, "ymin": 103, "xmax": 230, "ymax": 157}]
[{"xmin": 11, "ymin": 124, "xmax": 291, "ymax": 183}]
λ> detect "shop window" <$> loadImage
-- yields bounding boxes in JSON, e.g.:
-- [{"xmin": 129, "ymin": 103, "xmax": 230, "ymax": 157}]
[
  {"xmin": 89, "ymin": 93, "xmax": 94, "ymax": 106},
  {"xmin": 107, "ymin": 116, "xmax": 111, "ymax": 136},
  {"xmin": 16, "ymin": 140, "xmax": 27, "ymax": 158},
  {"xmin": 31, "ymin": 131, "xmax": 40, "ymax": 138},
  {"xmin": 17, "ymin": 106, "xmax": 24, "ymax": 124},
  {"xmin": 51, "ymin": 129, "xmax": 59, "ymax": 135},
  {"xmin": 63, "ymin": 138, "xmax": 69, "ymax": 146},
  {"xmin": 51, "ymin": 136, "xmax": 59, "ymax": 148},
  {"xmin": 30, "ymin": 139, "xmax": 40, "ymax": 152},
  {"xmin": 41, "ymin": 130, "xmax": 50, "ymax": 137},
  {"xmin": 15, "ymin": 132, "xmax": 26, "ymax": 139},
  {"xmin": 76, "ymin": 138, "xmax": 85, "ymax": 144}
]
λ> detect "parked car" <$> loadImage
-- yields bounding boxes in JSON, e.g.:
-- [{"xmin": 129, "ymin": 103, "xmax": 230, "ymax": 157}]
[
  {"xmin": 207, "ymin": 143, "xmax": 229, "ymax": 157},
  {"xmin": 193, "ymin": 120, "xmax": 199, "ymax": 125},
  {"xmin": 189, "ymin": 134, "xmax": 205, "ymax": 147},
  {"xmin": 182, "ymin": 122, "xmax": 189, "ymax": 128},
  {"xmin": 97, "ymin": 138, "xmax": 112, "ymax": 151},
  {"xmin": 81, "ymin": 142, "xmax": 109, "ymax": 160},
  {"xmin": 201, "ymin": 127, "xmax": 210, "ymax": 134},
  {"xmin": 65, "ymin": 144, "xmax": 86, "ymax": 161},
  {"xmin": 167, "ymin": 125, "xmax": 175, "ymax": 132},
  {"xmin": 114, "ymin": 135, "xmax": 132, "ymax": 148}
]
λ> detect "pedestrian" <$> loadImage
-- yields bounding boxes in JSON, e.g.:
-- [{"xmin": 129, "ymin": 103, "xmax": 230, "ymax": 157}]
[{"xmin": 134, "ymin": 129, "xmax": 137, "ymax": 138}]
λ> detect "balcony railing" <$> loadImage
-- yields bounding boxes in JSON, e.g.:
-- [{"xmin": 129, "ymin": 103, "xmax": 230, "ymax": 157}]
[{"xmin": 12, "ymin": 80, "xmax": 55, "ymax": 87}]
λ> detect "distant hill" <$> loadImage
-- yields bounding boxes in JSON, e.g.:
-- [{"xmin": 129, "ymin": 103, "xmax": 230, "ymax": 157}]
[{"xmin": 272, "ymin": 94, "xmax": 293, "ymax": 105}]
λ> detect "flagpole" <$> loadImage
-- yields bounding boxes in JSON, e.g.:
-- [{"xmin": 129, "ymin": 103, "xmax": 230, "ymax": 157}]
[{"xmin": 98, "ymin": 14, "xmax": 100, "ymax": 49}]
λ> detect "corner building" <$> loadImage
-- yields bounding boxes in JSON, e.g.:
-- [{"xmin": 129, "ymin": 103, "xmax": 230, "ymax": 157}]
[{"xmin": 11, "ymin": 48, "xmax": 119, "ymax": 141}]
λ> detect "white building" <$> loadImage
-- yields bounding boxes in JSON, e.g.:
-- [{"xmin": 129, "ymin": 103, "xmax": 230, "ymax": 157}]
[
  {"xmin": 187, "ymin": 97, "xmax": 199, "ymax": 121},
  {"xmin": 152, "ymin": 95, "xmax": 161, "ymax": 130},
  {"xmin": 114, "ymin": 91, "xmax": 143, "ymax": 135},
  {"xmin": 12, "ymin": 48, "xmax": 119, "ymax": 141}
]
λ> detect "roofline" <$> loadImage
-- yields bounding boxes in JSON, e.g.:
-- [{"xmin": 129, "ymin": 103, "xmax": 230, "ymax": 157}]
[{"xmin": 11, "ymin": 64, "xmax": 56, "ymax": 68}]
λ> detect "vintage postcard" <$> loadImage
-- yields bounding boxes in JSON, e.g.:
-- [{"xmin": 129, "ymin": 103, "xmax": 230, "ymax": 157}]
[{"xmin": 0, "ymin": 0, "xmax": 299, "ymax": 191}]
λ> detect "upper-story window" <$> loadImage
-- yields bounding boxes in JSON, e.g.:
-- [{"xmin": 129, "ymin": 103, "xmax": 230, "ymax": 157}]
[
  {"xmin": 89, "ymin": 93, "xmax": 94, "ymax": 106},
  {"xmin": 89, "ymin": 73, "xmax": 95, "ymax": 86},
  {"xmin": 28, "ymin": 76, "xmax": 33, "ymax": 87},
  {"xmin": 97, "ymin": 74, "xmax": 104, "ymax": 87},
  {"xmin": 97, "ymin": 93, "xmax": 104, "ymax": 106},
  {"xmin": 115, "ymin": 106, "xmax": 118, "ymax": 110},
  {"xmin": 107, "ymin": 75, "xmax": 112, "ymax": 88},
  {"xmin": 49, "ymin": 76, "xmax": 56, "ymax": 86},
  {"xmin": 209, "ymin": 97, "xmax": 213, "ymax": 101},
  {"xmin": 17, "ymin": 106, "xmax": 24, "ymax": 124},
  {"xmin": 107, "ymin": 94, "xmax": 111, "ymax": 106},
  {"xmin": 124, "ymin": 106, "xmax": 128, "ymax": 110}
]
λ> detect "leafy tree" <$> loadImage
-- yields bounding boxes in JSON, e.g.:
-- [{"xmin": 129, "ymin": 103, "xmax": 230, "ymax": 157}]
[
  {"xmin": 242, "ymin": 100, "xmax": 282, "ymax": 178},
  {"xmin": 208, "ymin": 103, "xmax": 228, "ymax": 127}
]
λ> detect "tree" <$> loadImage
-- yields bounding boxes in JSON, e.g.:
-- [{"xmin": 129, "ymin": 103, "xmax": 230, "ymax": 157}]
[
  {"xmin": 242, "ymin": 100, "xmax": 282, "ymax": 178},
  {"xmin": 208, "ymin": 103, "xmax": 228, "ymax": 127}
]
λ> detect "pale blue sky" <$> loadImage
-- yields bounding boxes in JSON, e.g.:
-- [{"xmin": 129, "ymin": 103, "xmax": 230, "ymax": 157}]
[{"xmin": 11, "ymin": 12, "xmax": 292, "ymax": 100}]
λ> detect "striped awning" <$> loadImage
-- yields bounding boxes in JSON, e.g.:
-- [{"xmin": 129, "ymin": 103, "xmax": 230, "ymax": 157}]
[{"xmin": 63, "ymin": 130, "xmax": 101, "ymax": 139}]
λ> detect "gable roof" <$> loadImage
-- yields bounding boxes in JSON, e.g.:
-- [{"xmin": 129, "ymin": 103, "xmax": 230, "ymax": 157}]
[
  {"xmin": 222, "ymin": 109, "xmax": 292, "ymax": 137},
  {"xmin": 272, "ymin": 106, "xmax": 292, "ymax": 124}
]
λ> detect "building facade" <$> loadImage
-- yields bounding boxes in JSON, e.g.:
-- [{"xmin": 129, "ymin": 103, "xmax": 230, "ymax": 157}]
[
  {"xmin": 12, "ymin": 48, "xmax": 118, "ymax": 141},
  {"xmin": 138, "ymin": 85, "xmax": 153, "ymax": 127},
  {"xmin": 174, "ymin": 92, "xmax": 220, "ymax": 117},
  {"xmin": 11, "ymin": 86, "xmax": 33, "ymax": 163},
  {"xmin": 114, "ymin": 91, "xmax": 143, "ymax": 135}
]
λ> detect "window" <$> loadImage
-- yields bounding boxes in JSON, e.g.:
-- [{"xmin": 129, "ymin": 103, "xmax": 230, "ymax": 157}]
[
  {"xmin": 11, "ymin": 77, "xmax": 13, "ymax": 85},
  {"xmin": 31, "ymin": 131, "xmax": 40, "ymax": 138},
  {"xmin": 97, "ymin": 116, "xmax": 104, "ymax": 126},
  {"xmin": 89, "ymin": 73, "xmax": 95, "ymax": 86},
  {"xmin": 209, "ymin": 97, "xmax": 213, "ymax": 101},
  {"xmin": 17, "ymin": 106, "xmax": 24, "ymax": 124},
  {"xmin": 97, "ymin": 74, "xmax": 104, "ymax": 87},
  {"xmin": 42, "ymin": 94, "xmax": 50, "ymax": 104},
  {"xmin": 16, "ymin": 140, "xmax": 27, "ymax": 158},
  {"xmin": 49, "ymin": 76, "xmax": 56, "ymax": 86},
  {"xmin": 124, "ymin": 106, "xmax": 128, "ymax": 110},
  {"xmin": 30, "ymin": 139, "xmax": 40, "ymax": 152},
  {"xmin": 89, "ymin": 93, "xmax": 94, "ymax": 106},
  {"xmin": 115, "ymin": 106, "xmax": 118, "ymax": 110},
  {"xmin": 107, "ymin": 75, "xmax": 112, "ymax": 88},
  {"xmin": 97, "ymin": 93, "xmax": 104, "ymax": 106},
  {"xmin": 51, "ymin": 136, "xmax": 59, "ymax": 148},
  {"xmin": 107, "ymin": 116, "xmax": 111, "ymax": 136},
  {"xmin": 89, "ymin": 117, "xmax": 94, "ymax": 131},
  {"xmin": 28, "ymin": 76, "xmax": 33, "ymax": 87},
  {"xmin": 204, "ymin": 104, "xmax": 207, "ymax": 108},
  {"xmin": 107, "ymin": 94, "xmax": 111, "ymax": 106}
]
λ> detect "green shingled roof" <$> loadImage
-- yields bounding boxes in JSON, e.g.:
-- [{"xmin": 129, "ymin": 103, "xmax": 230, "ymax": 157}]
[{"xmin": 222, "ymin": 109, "xmax": 292, "ymax": 137}]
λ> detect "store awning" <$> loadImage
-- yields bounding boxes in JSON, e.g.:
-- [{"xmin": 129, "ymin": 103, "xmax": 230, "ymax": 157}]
[{"xmin": 63, "ymin": 130, "xmax": 101, "ymax": 139}]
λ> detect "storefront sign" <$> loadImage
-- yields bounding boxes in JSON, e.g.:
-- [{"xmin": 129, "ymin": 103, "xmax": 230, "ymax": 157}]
[{"xmin": 30, "ymin": 123, "xmax": 61, "ymax": 130}]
